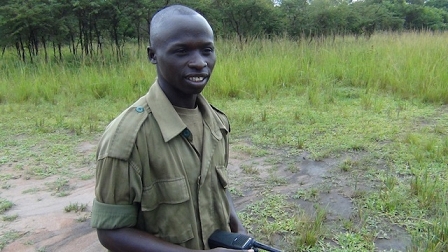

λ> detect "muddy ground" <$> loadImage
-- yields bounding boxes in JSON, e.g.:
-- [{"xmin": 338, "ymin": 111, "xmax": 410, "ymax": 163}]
[{"xmin": 0, "ymin": 140, "xmax": 411, "ymax": 251}]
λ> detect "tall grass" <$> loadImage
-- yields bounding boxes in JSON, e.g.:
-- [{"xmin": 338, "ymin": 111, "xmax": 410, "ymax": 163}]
[
  {"xmin": 0, "ymin": 48, "xmax": 155, "ymax": 105},
  {"xmin": 1, "ymin": 31, "xmax": 447, "ymax": 105},
  {"xmin": 207, "ymin": 31, "xmax": 448, "ymax": 104}
]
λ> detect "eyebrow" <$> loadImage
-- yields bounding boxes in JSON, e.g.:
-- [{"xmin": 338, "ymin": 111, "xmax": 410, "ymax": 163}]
[{"xmin": 168, "ymin": 40, "xmax": 214, "ymax": 48}]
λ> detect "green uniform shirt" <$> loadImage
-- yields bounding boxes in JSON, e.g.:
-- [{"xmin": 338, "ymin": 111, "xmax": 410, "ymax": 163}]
[{"xmin": 91, "ymin": 82, "xmax": 232, "ymax": 249}]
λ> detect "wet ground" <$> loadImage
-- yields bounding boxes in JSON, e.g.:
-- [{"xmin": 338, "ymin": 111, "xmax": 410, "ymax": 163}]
[{"xmin": 0, "ymin": 141, "xmax": 411, "ymax": 251}]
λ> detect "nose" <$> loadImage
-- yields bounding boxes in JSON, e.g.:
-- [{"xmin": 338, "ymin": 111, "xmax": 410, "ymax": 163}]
[{"xmin": 188, "ymin": 52, "xmax": 207, "ymax": 69}]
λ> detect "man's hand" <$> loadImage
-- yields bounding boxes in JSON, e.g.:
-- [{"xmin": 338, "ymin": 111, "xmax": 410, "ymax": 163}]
[{"xmin": 210, "ymin": 249, "xmax": 254, "ymax": 252}]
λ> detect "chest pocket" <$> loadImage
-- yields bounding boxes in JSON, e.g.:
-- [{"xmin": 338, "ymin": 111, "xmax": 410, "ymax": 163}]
[
  {"xmin": 140, "ymin": 177, "xmax": 194, "ymax": 245},
  {"xmin": 141, "ymin": 177, "xmax": 190, "ymax": 211}
]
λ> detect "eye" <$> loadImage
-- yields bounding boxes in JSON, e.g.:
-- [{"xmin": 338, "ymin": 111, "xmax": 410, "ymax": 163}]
[
  {"xmin": 203, "ymin": 47, "xmax": 214, "ymax": 54},
  {"xmin": 174, "ymin": 48, "xmax": 188, "ymax": 55}
]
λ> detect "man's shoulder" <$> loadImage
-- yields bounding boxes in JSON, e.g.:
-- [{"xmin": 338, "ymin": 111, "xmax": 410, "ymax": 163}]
[
  {"xmin": 210, "ymin": 104, "xmax": 230, "ymax": 132},
  {"xmin": 210, "ymin": 104, "xmax": 226, "ymax": 116},
  {"xmin": 97, "ymin": 96, "xmax": 152, "ymax": 160}
]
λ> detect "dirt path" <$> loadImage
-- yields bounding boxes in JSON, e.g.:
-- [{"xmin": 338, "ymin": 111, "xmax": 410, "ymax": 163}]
[{"xmin": 1, "ymin": 140, "xmax": 411, "ymax": 251}]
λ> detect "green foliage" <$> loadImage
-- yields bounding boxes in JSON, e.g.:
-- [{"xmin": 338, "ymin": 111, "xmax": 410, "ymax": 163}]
[
  {"xmin": 64, "ymin": 202, "xmax": 88, "ymax": 213},
  {"xmin": 0, "ymin": 230, "xmax": 22, "ymax": 250},
  {"xmin": 1, "ymin": 0, "xmax": 448, "ymax": 63},
  {"xmin": 0, "ymin": 198, "xmax": 13, "ymax": 213},
  {"xmin": 2, "ymin": 214, "xmax": 18, "ymax": 222},
  {"xmin": 211, "ymin": 0, "xmax": 282, "ymax": 39}
]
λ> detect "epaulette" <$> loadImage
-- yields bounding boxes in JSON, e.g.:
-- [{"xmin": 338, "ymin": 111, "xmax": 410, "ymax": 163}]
[
  {"xmin": 97, "ymin": 97, "xmax": 151, "ymax": 161},
  {"xmin": 210, "ymin": 104, "xmax": 230, "ymax": 133}
]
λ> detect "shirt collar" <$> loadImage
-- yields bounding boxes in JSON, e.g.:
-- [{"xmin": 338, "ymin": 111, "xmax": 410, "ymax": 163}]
[{"xmin": 146, "ymin": 81, "xmax": 227, "ymax": 142}]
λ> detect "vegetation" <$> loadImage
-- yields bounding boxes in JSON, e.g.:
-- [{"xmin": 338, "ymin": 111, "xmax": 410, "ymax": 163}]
[
  {"xmin": 0, "ymin": 230, "xmax": 22, "ymax": 250},
  {"xmin": 1, "ymin": 0, "xmax": 448, "ymax": 62},
  {"xmin": 0, "ymin": 23, "xmax": 447, "ymax": 251},
  {"xmin": 0, "ymin": 198, "xmax": 13, "ymax": 214},
  {"xmin": 64, "ymin": 202, "xmax": 88, "ymax": 213},
  {"xmin": 2, "ymin": 213, "xmax": 18, "ymax": 222}
]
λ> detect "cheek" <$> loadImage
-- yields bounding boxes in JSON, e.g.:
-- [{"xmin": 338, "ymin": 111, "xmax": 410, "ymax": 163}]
[
  {"xmin": 159, "ymin": 61, "xmax": 177, "ymax": 74},
  {"xmin": 208, "ymin": 57, "xmax": 217, "ymax": 70},
  {"xmin": 209, "ymin": 62, "xmax": 216, "ymax": 72}
]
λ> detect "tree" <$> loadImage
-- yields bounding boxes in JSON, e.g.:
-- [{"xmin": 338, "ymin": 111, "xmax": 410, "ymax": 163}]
[
  {"xmin": 1, "ymin": 0, "xmax": 448, "ymax": 63},
  {"xmin": 426, "ymin": 0, "xmax": 448, "ymax": 11},
  {"xmin": 404, "ymin": 4, "xmax": 446, "ymax": 30},
  {"xmin": 279, "ymin": 0, "xmax": 309, "ymax": 38},
  {"xmin": 210, "ymin": 0, "xmax": 282, "ymax": 41}
]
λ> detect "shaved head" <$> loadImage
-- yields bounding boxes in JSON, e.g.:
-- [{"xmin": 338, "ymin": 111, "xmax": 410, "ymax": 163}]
[{"xmin": 149, "ymin": 5, "xmax": 212, "ymax": 48}]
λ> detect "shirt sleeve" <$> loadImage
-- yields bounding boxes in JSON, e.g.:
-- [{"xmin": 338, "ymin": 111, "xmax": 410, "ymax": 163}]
[{"xmin": 91, "ymin": 157, "xmax": 142, "ymax": 229}]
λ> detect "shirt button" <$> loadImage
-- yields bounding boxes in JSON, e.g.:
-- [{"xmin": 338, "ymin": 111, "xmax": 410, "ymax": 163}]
[
  {"xmin": 135, "ymin": 106, "xmax": 144, "ymax": 113},
  {"xmin": 182, "ymin": 129, "xmax": 191, "ymax": 138}
]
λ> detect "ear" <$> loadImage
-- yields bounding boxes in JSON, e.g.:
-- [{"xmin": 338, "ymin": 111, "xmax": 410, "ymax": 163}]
[{"xmin": 147, "ymin": 46, "xmax": 157, "ymax": 64}]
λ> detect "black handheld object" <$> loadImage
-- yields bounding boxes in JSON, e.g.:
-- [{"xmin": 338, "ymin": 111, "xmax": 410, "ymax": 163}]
[{"xmin": 208, "ymin": 230, "xmax": 282, "ymax": 252}]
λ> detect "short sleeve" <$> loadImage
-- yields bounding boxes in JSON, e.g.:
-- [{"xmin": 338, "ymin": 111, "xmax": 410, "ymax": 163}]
[
  {"xmin": 91, "ymin": 157, "xmax": 142, "ymax": 229},
  {"xmin": 91, "ymin": 199, "xmax": 138, "ymax": 229}
]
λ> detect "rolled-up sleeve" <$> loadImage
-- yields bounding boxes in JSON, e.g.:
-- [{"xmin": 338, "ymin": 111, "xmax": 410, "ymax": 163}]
[
  {"xmin": 91, "ymin": 199, "xmax": 138, "ymax": 228},
  {"xmin": 91, "ymin": 157, "xmax": 142, "ymax": 229}
]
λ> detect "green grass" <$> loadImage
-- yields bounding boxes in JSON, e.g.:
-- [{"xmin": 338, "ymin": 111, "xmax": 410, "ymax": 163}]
[
  {"xmin": 0, "ymin": 31, "xmax": 447, "ymax": 251},
  {"xmin": 46, "ymin": 177, "xmax": 71, "ymax": 197},
  {"xmin": 64, "ymin": 202, "xmax": 88, "ymax": 213},
  {"xmin": 0, "ymin": 198, "xmax": 13, "ymax": 214},
  {"xmin": 2, "ymin": 214, "xmax": 18, "ymax": 222},
  {"xmin": 0, "ymin": 230, "xmax": 22, "ymax": 250}
]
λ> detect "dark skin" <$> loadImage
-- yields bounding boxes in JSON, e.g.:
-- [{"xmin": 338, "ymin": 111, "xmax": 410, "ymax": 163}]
[
  {"xmin": 148, "ymin": 14, "xmax": 216, "ymax": 109},
  {"xmin": 97, "ymin": 8, "xmax": 251, "ymax": 252}
]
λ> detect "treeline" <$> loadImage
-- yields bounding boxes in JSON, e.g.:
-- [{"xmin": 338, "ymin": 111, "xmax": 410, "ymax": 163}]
[{"xmin": 1, "ymin": 0, "xmax": 447, "ymax": 62}]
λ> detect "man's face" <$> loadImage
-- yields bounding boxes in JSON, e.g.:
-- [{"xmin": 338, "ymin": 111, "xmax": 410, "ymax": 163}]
[{"xmin": 148, "ymin": 14, "xmax": 216, "ymax": 98}]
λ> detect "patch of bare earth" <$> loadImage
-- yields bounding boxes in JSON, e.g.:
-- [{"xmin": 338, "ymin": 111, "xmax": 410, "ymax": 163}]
[
  {"xmin": 1, "ymin": 142, "xmax": 103, "ymax": 252},
  {"xmin": 1, "ymin": 140, "xmax": 411, "ymax": 251}
]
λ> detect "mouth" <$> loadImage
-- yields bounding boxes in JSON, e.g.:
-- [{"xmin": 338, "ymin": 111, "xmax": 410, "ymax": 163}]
[{"xmin": 186, "ymin": 76, "xmax": 206, "ymax": 82}]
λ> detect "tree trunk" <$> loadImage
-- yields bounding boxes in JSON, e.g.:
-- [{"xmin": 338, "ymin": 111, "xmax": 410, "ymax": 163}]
[
  {"xmin": 58, "ymin": 43, "xmax": 62, "ymax": 61},
  {"xmin": 70, "ymin": 33, "xmax": 76, "ymax": 55},
  {"xmin": 30, "ymin": 29, "xmax": 38, "ymax": 56},
  {"xmin": 19, "ymin": 37, "xmax": 26, "ymax": 62},
  {"xmin": 78, "ymin": 20, "xmax": 84, "ymax": 56},
  {"xmin": 89, "ymin": 20, "xmax": 94, "ymax": 55},
  {"xmin": 94, "ymin": 22, "xmax": 102, "ymax": 55},
  {"xmin": 15, "ymin": 41, "xmax": 21, "ymax": 60},
  {"xmin": 42, "ymin": 36, "xmax": 48, "ymax": 63},
  {"xmin": 53, "ymin": 41, "xmax": 55, "ymax": 59},
  {"xmin": 27, "ymin": 41, "xmax": 33, "ymax": 63}
]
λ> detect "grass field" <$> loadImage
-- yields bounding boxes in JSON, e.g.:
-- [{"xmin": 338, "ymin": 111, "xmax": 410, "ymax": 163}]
[{"xmin": 1, "ymin": 31, "xmax": 447, "ymax": 251}]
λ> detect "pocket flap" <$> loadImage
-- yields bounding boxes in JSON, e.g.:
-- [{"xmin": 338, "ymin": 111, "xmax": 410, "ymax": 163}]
[
  {"xmin": 215, "ymin": 165, "xmax": 228, "ymax": 189},
  {"xmin": 142, "ymin": 177, "xmax": 189, "ymax": 211}
]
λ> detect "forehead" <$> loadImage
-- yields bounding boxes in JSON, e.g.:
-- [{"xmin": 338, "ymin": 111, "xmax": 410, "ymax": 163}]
[{"xmin": 152, "ymin": 14, "xmax": 214, "ymax": 47}]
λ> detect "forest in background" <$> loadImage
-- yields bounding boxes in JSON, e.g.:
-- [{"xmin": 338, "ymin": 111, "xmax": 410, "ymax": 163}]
[{"xmin": 1, "ymin": 0, "xmax": 447, "ymax": 62}]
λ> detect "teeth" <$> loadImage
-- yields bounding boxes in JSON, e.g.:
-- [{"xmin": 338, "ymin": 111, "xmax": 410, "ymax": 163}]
[{"xmin": 187, "ymin": 77, "xmax": 205, "ymax": 82}]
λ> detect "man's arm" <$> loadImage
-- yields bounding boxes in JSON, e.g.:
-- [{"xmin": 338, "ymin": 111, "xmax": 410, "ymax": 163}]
[
  {"xmin": 97, "ymin": 228, "xmax": 189, "ymax": 252},
  {"xmin": 226, "ymin": 190, "xmax": 247, "ymax": 234},
  {"xmin": 97, "ymin": 228, "xmax": 252, "ymax": 252},
  {"xmin": 96, "ymin": 191, "xmax": 249, "ymax": 251}
]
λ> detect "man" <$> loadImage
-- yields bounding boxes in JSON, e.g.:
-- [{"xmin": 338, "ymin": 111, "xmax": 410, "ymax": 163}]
[{"xmin": 91, "ymin": 5, "xmax": 252, "ymax": 252}]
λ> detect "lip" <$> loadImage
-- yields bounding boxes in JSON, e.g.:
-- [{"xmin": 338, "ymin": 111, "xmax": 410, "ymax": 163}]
[{"xmin": 184, "ymin": 73, "xmax": 209, "ymax": 84}]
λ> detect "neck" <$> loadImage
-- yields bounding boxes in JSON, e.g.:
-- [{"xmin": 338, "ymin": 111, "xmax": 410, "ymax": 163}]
[
  {"xmin": 170, "ymin": 97, "xmax": 198, "ymax": 109},
  {"xmin": 158, "ymin": 82, "xmax": 198, "ymax": 109}
]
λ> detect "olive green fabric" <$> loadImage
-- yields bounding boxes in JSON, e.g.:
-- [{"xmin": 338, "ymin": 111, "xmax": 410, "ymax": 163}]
[
  {"xmin": 91, "ymin": 81, "xmax": 232, "ymax": 249},
  {"xmin": 173, "ymin": 105, "xmax": 204, "ymax": 236},
  {"xmin": 91, "ymin": 199, "xmax": 138, "ymax": 229},
  {"xmin": 174, "ymin": 105, "xmax": 204, "ymax": 157}
]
